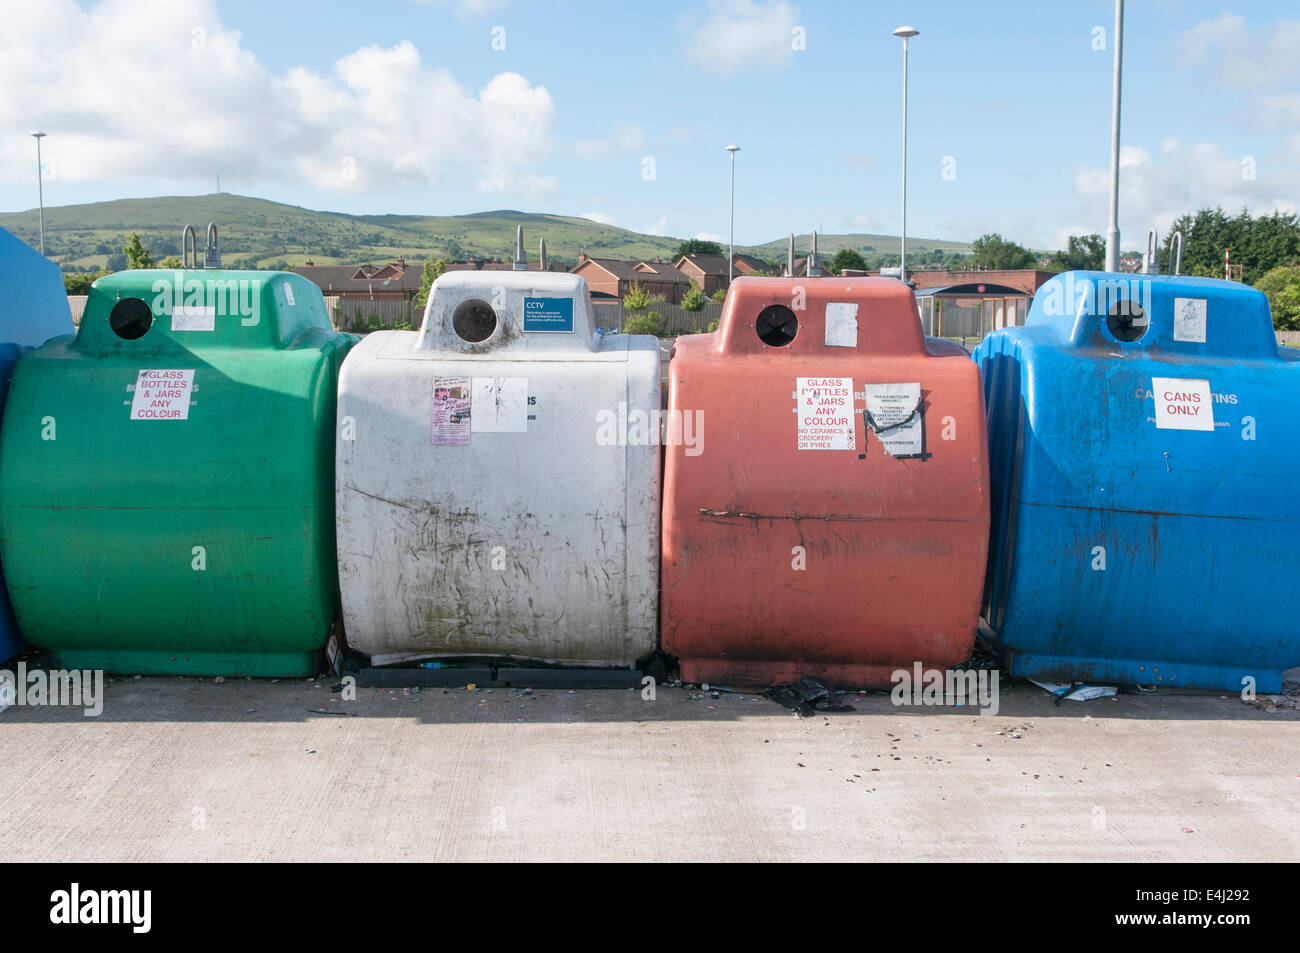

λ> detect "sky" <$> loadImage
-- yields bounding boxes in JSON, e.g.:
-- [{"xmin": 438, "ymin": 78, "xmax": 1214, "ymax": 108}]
[{"xmin": 0, "ymin": 0, "xmax": 1296, "ymax": 250}]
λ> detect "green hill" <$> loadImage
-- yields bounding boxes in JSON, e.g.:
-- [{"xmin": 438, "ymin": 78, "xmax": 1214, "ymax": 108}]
[{"xmin": 0, "ymin": 193, "xmax": 970, "ymax": 271}]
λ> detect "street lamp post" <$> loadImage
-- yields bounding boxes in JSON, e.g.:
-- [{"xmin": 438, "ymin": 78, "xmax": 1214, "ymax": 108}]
[
  {"xmin": 31, "ymin": 131, "xmax": 47, "ymax": 257},
  {"xmin": 725, "ymin": 145, "xmax": 740, "ymax": 286},
  {"xmin": 1105, "ymin": 0, "xmax": 1125, "ymax": 272},
  {"xmin": 893, "ymin": 27, "xmax": 918, "ymax": 284}
]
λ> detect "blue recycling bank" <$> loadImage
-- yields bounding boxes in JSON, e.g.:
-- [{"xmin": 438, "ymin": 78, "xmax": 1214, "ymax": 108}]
[
  {"xmin": 0, "ymin": 227, "xmax": 76, "ymax": 663},
  {"xmin": 974, "ymin": 270, "xmax": 1300, "ymax": 693}
]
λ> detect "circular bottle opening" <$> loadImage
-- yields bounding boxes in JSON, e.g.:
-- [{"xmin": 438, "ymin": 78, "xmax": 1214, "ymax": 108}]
[
  {"xmin": 756, "ymin": 304, "xmax": 799, "ymax": 347},
  {"xmin": 109, "ymin": 297, "xmax": 153, "ymax": 340},
  {"xmin": 451, "ymin": 298, "xmax": 498, "ymax": 343},
  {"xmin": 1106, "ymin": 298, "xmax": 1149, "ymax": 342}
]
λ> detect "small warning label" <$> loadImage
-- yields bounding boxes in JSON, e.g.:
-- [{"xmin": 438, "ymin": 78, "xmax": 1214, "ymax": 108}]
[
  {"xmin": 130, "ymin": 369, "xmax": 194, "ymax": 420},
  {"xmin": 796, "ymin": 377, "xmax": 855, "ymax": 450},
  {"xmin": 1173, "ymin": 297, "xmax": 1206, "ymax": 343},
  {"xmin": 825, "ymin": 302, "xmax": 858, "ymax": 348},
  {"xmin": 171, "ymin": 306, "xmax": 215, "ymax": 332},
  {"xmin": 1152, "ymin": 376, "xmax": 1215, "ymax": 431}
]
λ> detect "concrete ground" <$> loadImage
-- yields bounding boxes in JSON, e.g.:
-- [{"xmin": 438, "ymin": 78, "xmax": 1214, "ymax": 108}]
[{"xmin": 1, "ymin": 671, "xmax": 1297, "ymax": 862}]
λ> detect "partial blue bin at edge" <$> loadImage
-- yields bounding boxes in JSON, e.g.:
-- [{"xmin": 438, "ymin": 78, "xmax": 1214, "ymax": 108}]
[
  {"xmin": 974, "ymin": 270, "xmax": 1300, "ymax": 693},
  {"xmin": 0, "ymin": 227, "xmax": 75, "ymax": 663}
]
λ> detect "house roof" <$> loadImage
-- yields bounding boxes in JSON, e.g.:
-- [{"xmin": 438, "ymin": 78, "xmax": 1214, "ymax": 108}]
[
  {"xmin": 675, "ymin": 253, "xmax": 730, "ymax": 276},
  {"xmin": 293, "ymin": 262, "xmax": 424, "ymax": 293},
  {"xmin": 914, "ymin": 282, "xmax": 1027, "ymax": 297},
  {"xmin": 575, "ymin": 257, "xmax": 691, "ymax": 283},
  {"xmin": 442, "ymin": 259, "xmax": 567, "ymax": 273},
  {"xmin": 781, "ymin": 256, "xmax": 825, "ymax": 276},
  {"xmin": 733, "ymin": 253, "xmax": 773, "ymax": 272}
]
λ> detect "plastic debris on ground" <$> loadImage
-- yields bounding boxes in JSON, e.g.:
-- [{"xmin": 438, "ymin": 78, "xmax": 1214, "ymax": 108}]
[
  {"xmin": 1028, "ymin": 678, "xmax": 1118, "ymax": 702},
  {"xmin": 764, "ymin": 676, "xmax": 855, "ymax": 717}
]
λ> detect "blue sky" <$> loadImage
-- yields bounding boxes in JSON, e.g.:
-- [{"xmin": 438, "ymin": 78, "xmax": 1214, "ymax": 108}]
[{"xmin": 0, "ymin": 0, "xmax": 1296, "ymax": 250}]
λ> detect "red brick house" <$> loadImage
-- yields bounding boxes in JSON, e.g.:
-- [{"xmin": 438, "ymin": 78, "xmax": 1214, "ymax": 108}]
[
  {"xmin": 570, "ymin": 254, "xmax": 693, "ymax": 303},
  {"xmin": 293, "ymin": 259, "xmax": 423, "ymax": 301}
]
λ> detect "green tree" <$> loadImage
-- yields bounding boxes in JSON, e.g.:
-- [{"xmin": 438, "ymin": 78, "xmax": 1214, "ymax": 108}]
[
  {"xmin": 1166, "ymin": 207, "xmax": 1300, "ymax": 285},
  {"xmin": 681, "ymin": 282, "xmax": 707, "ymax": 312},
  {"xmin": 673, "ymin": 239, "xmax": 723, "ymax": 259},
  {"xmin": 1255, "ymin": 265, "xmax": 1300, "ymax": 331},
  {"xmin": 624, "ymin": 281, "xmax": 651, "ymax": 311},
  {"xmin": 415, "ymin": 259, "xmax": 446, "ymax": 309},
  {"xmin": 710, "ymin": 288, "xmax": 727, "ymax": 304},
  {"xmin": 63, "ymin": 271, "xmax": 105, "ymax": 295},
  {"xmin": 1048, "ymin": 234, "xmax": 1105, "ymax": 272},
  {"xmin": 158, "ymin": 255, "xmax": 182, "ymax": 269},
  {"xmin": 830, "ymin": 248, "xmax": 867, "ymax": 274},
  {"xmin": 969, "ymin": 233, "xmax": 1035, "ymax": 270},
  {"xmin": 122, "ymin": 232, "xmax": 155, "ymax": 269}
]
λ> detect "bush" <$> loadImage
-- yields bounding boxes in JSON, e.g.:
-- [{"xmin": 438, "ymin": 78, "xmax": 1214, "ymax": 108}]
[
  {"xmin": 682, "ymin": 283, "xmax": 706, "ymax": 312},
  {"xmin": 624, "ymin": 281, "xmax": 651, "ymax": 311},
  {"xmin": 707, "ymin": 319, "xmax": 719, "ymax": 332},
  {"xmin": 623, "ymin": 312, "xmax": 663, "ymax": 336},
  {"xmin": 1255, "ymin": 265, "xmax": 1300, "ymax": 331}
]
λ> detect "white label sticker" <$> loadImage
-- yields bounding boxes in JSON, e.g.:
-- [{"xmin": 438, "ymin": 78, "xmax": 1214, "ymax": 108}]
[
  {"xmin": 1152, "ymin": 377, "xmax": 1214, "ymax": 431},
  {"xmin": 284, "ymin": 283, "xmax": 296, "ymax": 306},
  {"xmin": 825, "ymin": 302, "xmax": 858, "ymax": 348},
  {"xmin": 171, "ymin": 305, "xmax": 215, "ymax": 332},
  {"xmin": 863, "ymin": 382, "xmax": 924, "ymax": 456},
  {"xmin": 796, "ymin": 377, "xmax": 855, "ymax": 450},
  {"xmin": 130, "ymin": 369, "xmax": 195, "ymax": 421},
  {"xmin": 1173, "ymin": 297, "xmax": 1206, "ymax": 343},
  {"xmin": 471, "ymin": 377, "xmax": 528, "ymax": 433}
]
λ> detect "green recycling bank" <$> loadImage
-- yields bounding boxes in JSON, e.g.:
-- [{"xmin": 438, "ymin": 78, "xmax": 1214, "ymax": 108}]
[{"xmin": 0, "ymin": 270, "xmax": 354, "ymax": 676}]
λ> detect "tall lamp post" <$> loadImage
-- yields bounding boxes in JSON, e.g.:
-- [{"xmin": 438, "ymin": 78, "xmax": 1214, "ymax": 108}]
[
  {"xmin": 31, "ymin": 131, "xmax": 47, "ymax": 256},
  {"xmin": 725, "ymin": 145, "xmax": 740, "ymax": 286},
  {"xmin": 893, "ymin": 27, "xmax": 918, "ymax": 283},
  {"xmin": 1105, "ymin": 0, "xmax": 1125, "ymax": 272}
]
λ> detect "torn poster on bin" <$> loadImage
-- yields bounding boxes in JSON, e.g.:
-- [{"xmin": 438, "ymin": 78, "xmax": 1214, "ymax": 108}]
[
  {"xmin": 432, "ymin": 377, "xmax": 471, "ymax": 445},
  {"xmin": 796, "ymin": 377, "xmax": 855, "ymax": 450},
  {"xmin": 863, "ymin": 382, "xmax": 923, "ymax": 457},
  {"xmin": 471, "ymin": 376, "xmax": 528, "ymax": 433}
]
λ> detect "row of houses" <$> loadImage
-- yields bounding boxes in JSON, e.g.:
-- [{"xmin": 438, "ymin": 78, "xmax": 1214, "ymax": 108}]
[
  {"xmin": 291, "ymin": 252, "xmax": 1060, "ymax": 314},
  {"xmin": 292, "ymin": 251, "xmax": 787, "ymax": 308}
]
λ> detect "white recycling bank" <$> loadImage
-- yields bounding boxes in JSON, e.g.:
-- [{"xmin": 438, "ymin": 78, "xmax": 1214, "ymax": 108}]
[{"xmin": 335, "ymin": 270, "xmax": 661, "ymax": 666}]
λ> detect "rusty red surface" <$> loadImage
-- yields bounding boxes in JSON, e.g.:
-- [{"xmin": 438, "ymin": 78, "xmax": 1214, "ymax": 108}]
[{"xmin": 660, "ymin": 277, "xmax": 990, "ymax": 688}]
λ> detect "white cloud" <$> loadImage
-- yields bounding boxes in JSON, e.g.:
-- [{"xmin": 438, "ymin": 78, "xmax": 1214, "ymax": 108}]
[
  {"xmin": 575, "ymin": 124, "xmax": 646, "ymax": 161},
  {"xmin": 0, "ymin": 0, "xmax": 555, "ymax": 193},
  {"xmin": 580, "ymin": 211, "xmax": 616, "ymax": 226},
  {"xmin": 1174, "ymin": 15, "xmax": 1300, "ymax": 89},
  {"xmin": 695, "ymin": 231, "xmax": 726, "ymax": 242},
  {"xmin": 414, "ymin": 0, "xmax": 519, "ymax": 21},
  {"xmin": 681, "ymin": 0, "xmax": 800, "ymax": 77},
  {"xmin": 1066, "ymin": 139, "xmax": 1299, "ymax": 249},
  {"xmin": 640, "ymin": 216, "xmax": 669, "ymax": 236}
]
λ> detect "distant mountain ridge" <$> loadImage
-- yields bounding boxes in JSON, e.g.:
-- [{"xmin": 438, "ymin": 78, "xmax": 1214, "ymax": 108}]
[{"xmin": 0, "ymin": 193, "xmax": 971, "ymax": 271}]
